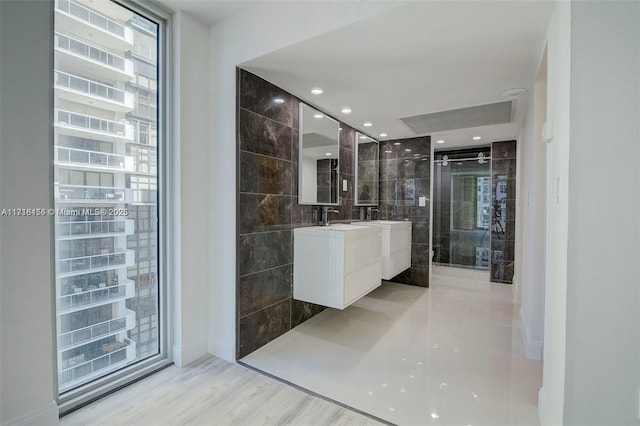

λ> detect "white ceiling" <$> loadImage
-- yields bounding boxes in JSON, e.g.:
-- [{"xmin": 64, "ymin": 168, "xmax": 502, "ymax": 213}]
[
  {"xmin": 157, "ymin": 1, "xmax": 553, "ymax": 149},
  {"xmin": 237, "ymin": 1, "xmax": 553, "ymax": 149},
  {"xmin": 158, "ymin": 0, "xmax": 258, "ymax": 24}
]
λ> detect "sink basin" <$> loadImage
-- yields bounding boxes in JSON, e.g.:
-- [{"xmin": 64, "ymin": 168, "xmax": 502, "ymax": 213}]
[
  {"xmin": 293, "ymin": 224, "xmax": 382, "ymax": 309},
  {"xmin": 351, "ymin": 220, "xmax": 412, "ymax": 279},
  {"xmin": 296, "ymin": 223, "xmax": 375, "ymax": 233},
  {"xmin": 353, "ymin": 220, "xmax": 406, "ymax": 225},
  {"xmin": 323, "ymin": 223, "xmax": 368, "ymax": 231}
]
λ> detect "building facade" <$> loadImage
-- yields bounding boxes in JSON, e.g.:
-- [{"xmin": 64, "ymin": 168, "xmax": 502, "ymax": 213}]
[{"xmin": 53, "ymin": 0, "xmax": 158, "ymax": 392}]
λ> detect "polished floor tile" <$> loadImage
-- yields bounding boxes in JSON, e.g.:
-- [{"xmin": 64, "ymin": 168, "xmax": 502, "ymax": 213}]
[{"xmin": 242, "ymin": 268, "xmax": 542, "ymax": 426}]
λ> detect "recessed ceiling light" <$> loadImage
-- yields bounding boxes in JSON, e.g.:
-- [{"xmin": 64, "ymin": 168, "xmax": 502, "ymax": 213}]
[
  {"xmin": 310, "ymin": 88, "xmax": 323, "ymax": 95},
  {"xmin": 341, "ymin": 107, "xmax": 352, "ymax": 114},
  {"xmin": 339, "ymin": 127, "xmax": 343, "ymax": 130},
  {"xmin": 384, "ymin": 149, "xmax": 392, "ymax": 153},
  {"xmin": 359, "ymin": 135, "xmax": 368, "ymax": 140},
  {"xmin": 405, "ymin": 148, "xmax": 412, "ymax": 152},
  {"xmin": 413, "ymin": 154, "xmax": 420, "ymax": 157},
  {"xmin": 363, "ymin": 122, "xmax": 372, "ymax": 127},
  {"xmin": 473, "ymin": 136, "xmax": 482, "ymax": 140},
  {"xmin": 314, "ymin": 114, "xmax": 324, "ymax": 119},
  {"xmin": 273, "ymin": 98, "xmax": 285, "ymax": 104},
  {"xmin": 502, "ymin": 88, "xmax": 527, "ymax": 98},
  {"xmin": 379, "ymin": 132, "xmax": 388, "ymax": 137},
  {"xmin": 436, "ymin": 139, "xmax": 445, "ymax": 144},
  {"xmin": 393, "ymin": 142, "xmax": 401, "ymax": 146},
  {"xmin": 325, "ymin": 152, "xmax": 332, "ymax": 156}
]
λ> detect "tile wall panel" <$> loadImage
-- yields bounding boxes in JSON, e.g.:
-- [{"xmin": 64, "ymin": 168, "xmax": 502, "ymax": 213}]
[
  {"xmin": 490, "ymin": 140, "xmax": 517, "ymax": 283},
  {"xmin": 237, "ymin": 70, "xmax": 359, "ymax": 358},
  {"xmin": 379, "ymin": 137, "xmax": 431, "ymax": 287}
]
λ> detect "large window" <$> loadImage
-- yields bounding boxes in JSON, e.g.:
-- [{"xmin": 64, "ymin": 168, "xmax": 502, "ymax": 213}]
[{"xmin": 53, "ymin": 0, "xmax": 166, "ymax": 405}]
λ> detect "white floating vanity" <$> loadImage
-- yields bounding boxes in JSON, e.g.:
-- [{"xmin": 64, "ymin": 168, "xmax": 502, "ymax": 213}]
[
  {"xmin": 352, "ymin": 220, "xmax": 412, "ymax": 280},
  {"xmin": 293, "ymin": 224, "xmax": 382, "ymax": 310}
]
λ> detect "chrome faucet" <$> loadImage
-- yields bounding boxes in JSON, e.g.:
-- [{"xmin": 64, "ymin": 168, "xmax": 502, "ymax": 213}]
[
  {"xmin": 366, "ymin": 207, "xmax": 379, "ymax": 221},
  {"xmin": 319, "ymin": 206, "xmax": 339, "ymax": 226}
]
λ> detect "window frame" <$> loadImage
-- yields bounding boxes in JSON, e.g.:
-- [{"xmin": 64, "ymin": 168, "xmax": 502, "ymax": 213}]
[{"xmin": 56, "ymin": 0, "xmax": 173, "ymax": 415}]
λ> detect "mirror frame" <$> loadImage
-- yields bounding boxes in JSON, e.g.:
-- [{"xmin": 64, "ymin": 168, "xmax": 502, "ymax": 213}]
[
  {"xmin": 354, "ymin": 132, "xmax": 379, "ymax": 206},
  {"xmin": 298, "ymin": 102, "xmax": 340, "ymax": 206}
]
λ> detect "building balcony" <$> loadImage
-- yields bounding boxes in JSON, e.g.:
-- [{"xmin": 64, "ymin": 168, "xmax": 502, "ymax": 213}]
[
  {"xmin": 56, "ymin": 145, "xmax": 135, "ymax": 172},
  {"xmin": 57, "ymin": 279, "xmax": 135, "ymax": 314},
  {"xmin": 131, "ymin": 188, "xmax": 158, "ymax": 206},
  {"xmin": 58, "ymin": 338, "xmax": 136, "ymax": 392},
  {"xmin": 128, "ymin": 73, "xmax": 158, "ymax": 93},
  {"xmin": 55, "ymin": 0, "xmax": 134, "ymax": 52},
  {"xmin": 58, "ymin": 309, "xmax": 136, "ymax": 351},
  {"xmin": 55, "ymin": 71, "xmax": 134, "ymax": 112},
  {"xmin": 55, "ymin": 184, "xmax": 133, "ymax": 204},
  {"xmin": 57, "ymin": 249, "xmax": 135, "ymax": 277},
  {"xmin": 55, "ymin": 109, "xmax": 134, "ymax": 143},
  {"xmin": 74, "ymin": 0, "xmax": 134, "ymax": 26},
  {"xmin": 56, "ymin": 218, "xmax": 134, "ymax": 240},
  {"xmin": 55, "ymin": 32, "xmax": 134, "ymax": 82}
]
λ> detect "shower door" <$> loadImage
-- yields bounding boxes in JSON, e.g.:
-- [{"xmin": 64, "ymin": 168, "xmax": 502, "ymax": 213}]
[{"xmin": 433, "ymin": 148, "xmax": 491, "ymax": 270}]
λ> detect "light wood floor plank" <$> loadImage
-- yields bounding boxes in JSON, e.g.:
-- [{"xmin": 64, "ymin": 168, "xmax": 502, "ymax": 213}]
[{"xmin": 61, "ymin": 355, "xmax": 382, "ymax": 426}]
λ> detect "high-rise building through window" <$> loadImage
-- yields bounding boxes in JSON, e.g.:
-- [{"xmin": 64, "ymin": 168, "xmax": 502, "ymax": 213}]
[{"xmin": 53, "ymin": 0, "xmax": 161, "ymax": 393}]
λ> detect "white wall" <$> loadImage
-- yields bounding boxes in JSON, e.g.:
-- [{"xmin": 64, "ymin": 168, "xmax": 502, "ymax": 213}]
[
  {"xmin": 519, "ymin": 49, "xmax": 547, "ymax": 362},
  {"xmin": 172, "ymin": 11, "xmax": 211, "ymax": 367},
  {"xmin": 0, "ymin": 1, "xmax": 59, "ymax": 425},
  {"xmin": 205, "ymin": 1, "xmax": 405, "ymax": 361},
  {"xmin": 564, "ymin": 2, "xmax": 640, "ymax": 424},
  {"xmin": 538, "ymin": 1, "xmax": 571, "ymax": 425}
]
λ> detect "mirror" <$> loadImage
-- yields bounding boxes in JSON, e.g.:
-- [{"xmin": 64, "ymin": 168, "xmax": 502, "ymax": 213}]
[
  {"xmin": 298, "ymin": 103, "xmax": 340, "ymax": 205},
  {"xmin": 354, "ymin": 132, "xmax": 379, "ymax": 206}
]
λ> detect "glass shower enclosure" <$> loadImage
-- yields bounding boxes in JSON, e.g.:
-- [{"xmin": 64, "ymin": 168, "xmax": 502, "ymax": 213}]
[{"xmin": 433, "ymin": 147, "xmax": 491, "ymax": 270}]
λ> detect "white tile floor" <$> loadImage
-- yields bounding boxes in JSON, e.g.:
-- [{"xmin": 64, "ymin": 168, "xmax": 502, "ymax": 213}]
[{"xmin": 242, "ymin": 267, "xmax": 542, "ymax": 426}]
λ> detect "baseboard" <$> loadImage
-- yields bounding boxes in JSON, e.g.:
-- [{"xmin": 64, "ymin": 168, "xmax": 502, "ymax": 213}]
[
  {"xmin": 511, "ymin": 275, "xmax": 520, "ymax": 304},
  {"xmin": 538, "ymin": 387, "xmax": 546, "ymax": 426},
  {"xmin": 208, "ymin": 338, "xmax": 235, "ymax": 363},
  {"xmin": 4, "ymin": 400, "xmax": 58, "ymax": 426},
  {"xmin": 519, "ymin": 307, "xmax": 543, "ymax": 360}
]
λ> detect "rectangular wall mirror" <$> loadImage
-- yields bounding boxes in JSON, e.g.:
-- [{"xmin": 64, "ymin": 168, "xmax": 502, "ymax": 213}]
[
  {"xmin": 298, "ymin": 103, "xmax": 340, "ymax": 205},
  {"xmin": 355, "ymin": 132, "xmax": 379, "ymax": 206}
]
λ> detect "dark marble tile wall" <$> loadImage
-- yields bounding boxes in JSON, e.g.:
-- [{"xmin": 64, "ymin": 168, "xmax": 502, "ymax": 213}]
[
  {"xmin": 338, "ymin": 125, "xmax": 357, "ymax": 220},
  {"xmin": 490, "ymin": 140, "xmax": 517, "ymax": 283},
  {"xmin": 379, "ymin": 137, "xmax": 431, "ymax": 287},
  {"xmin": 236, "ymin": 69, "xmax": 358, "ymax": 358},
  {"xmin": 356, "ymin": 142, "xmax": 378, "ymax": 204},
  {"xmin": 237, "ymin": 69, "xmax": 298, "ymax": 358},
  {"xmin": 316, "ymin": 158, "xmax": 337, "ymax": 204},
  {"xmin": 432, "ymin": 156, "xmax": 452, "ymax": 264}
]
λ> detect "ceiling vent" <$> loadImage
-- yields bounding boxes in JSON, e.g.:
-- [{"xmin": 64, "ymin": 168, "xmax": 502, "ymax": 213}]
[{"xmin": 400, "ymin": 101, "xmax": 512, "ymax": 134}]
